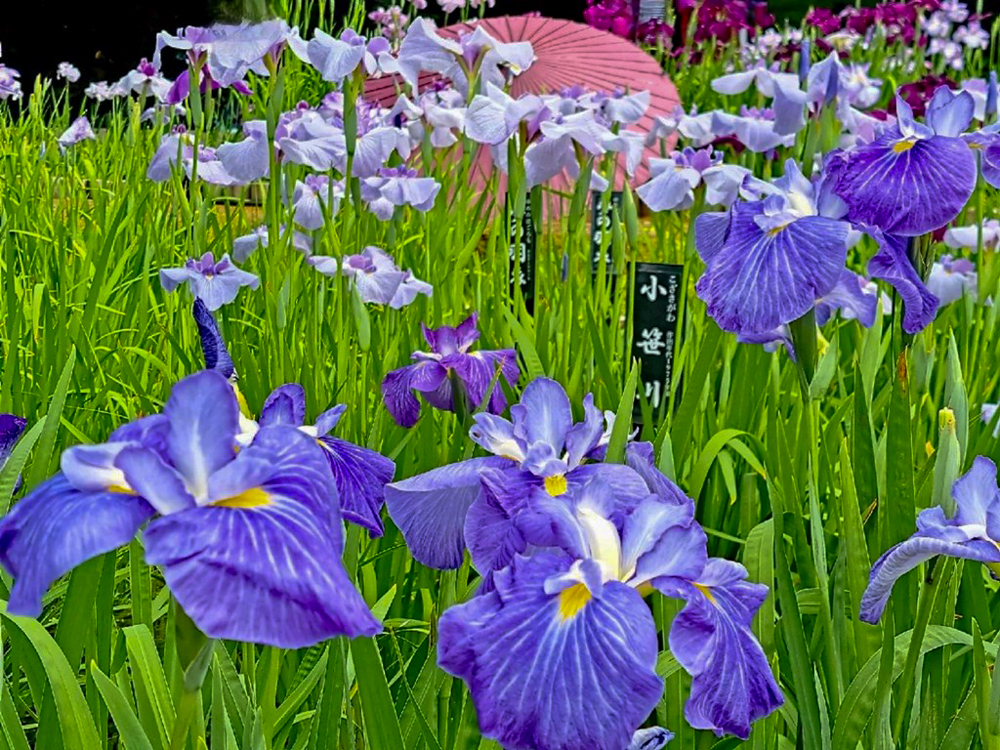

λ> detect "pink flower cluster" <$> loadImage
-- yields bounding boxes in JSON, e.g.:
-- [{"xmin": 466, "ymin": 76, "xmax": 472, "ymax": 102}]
[{"xmin": 584, "ymin": 0, "xmax": 773, "ymax": 46}]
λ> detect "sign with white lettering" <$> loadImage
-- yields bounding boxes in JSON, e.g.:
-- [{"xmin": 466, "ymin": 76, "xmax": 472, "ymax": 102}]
[{"xmin": 631, "ymin": 262, "xmax": 683, "ymax": 418}]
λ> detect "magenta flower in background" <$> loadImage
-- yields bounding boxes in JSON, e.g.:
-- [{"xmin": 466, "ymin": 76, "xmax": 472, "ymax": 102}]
[
  {"xmin": 160, "ymin": 252, "xmax": 259, "ymax": 311},
  {"xmin": 117, "ymin": 58, "xmax": 172, "ymax": 102},
  {"xmin": 56, "ymin": 62, "xmax": 80, "ymax": 82},
  {"xmin": 381, "ymin": 313, "xmax": 518, "ymax": 428}
]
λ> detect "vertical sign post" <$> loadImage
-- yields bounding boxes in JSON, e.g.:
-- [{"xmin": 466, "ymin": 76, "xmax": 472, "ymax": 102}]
[
  {"xmin": 508, "ymin": 198, "xmax": 536, "ymax": 313},
  {"xmin": 591, "ymin": 190, "xmax": 622, "ymax": 278},
  {"xmin": 630, "ymin": 262, "xmax": 683, "ymax": 419}
]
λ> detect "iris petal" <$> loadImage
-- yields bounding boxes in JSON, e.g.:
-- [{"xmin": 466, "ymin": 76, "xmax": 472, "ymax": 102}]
[{"xmin": 318, "ymin": 436, "xmax": 395, "ymax": 537}]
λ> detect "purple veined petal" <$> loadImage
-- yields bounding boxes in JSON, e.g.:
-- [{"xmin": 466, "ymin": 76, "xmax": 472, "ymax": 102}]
[
  {"xmin": 620, "ymin": 496, "xmax": 702, "ymax": 581},
  {"xmin": 306, "ymin": 29, "xmax": 365, "ymax": 83},
  {"xmin": 57, "ymin": 116, "xmax": 96, "ymax": 150},
  {"xmin": 192, "ymin": 299, "xmax": 236, "ymax": 379},
  {"xmin": 815, "ymin": 269, "xmax": 878, "ymax": 327},
  {"xmin": 866, "ymin": 231, "xmax": 939, "ymax": 334},
  {"xmin": 205, "ymin": 20, "xmax": 289, "ymax": 85},
  {"xmin": 451, "ymin": 349, "xmax": 519, "ymax": 416},
  {"xmin": 859, "ymin": 528, "xmax": 1000, "ymax": 623},
  {"xmin": 628, "ymin": 727, "xmax": 675, "ymax": 750},
  {"xmin": 602, "ymin": 90, "xmax": 650, "ymax": 126},
  {"xmin": 563, "ymin": 394, "xmax": 604, "ymax": 470},
  {"xmin": 423, "ymin": 313, "xmax": 480, "ymax": 354},
  {"xmin": 834, "ymin": 128, "xmax": 976, "ymax": 235},
  {"xmin": 233, "ymin": 225, "xmax": 268, "ymax": 263},
  {"xmin": 317, "ymin": 435, "xmax": 395, "ymax": 537},
  {"xmin": 259, "ymin": 384, "xmax": 306, "ymax": 427},
  {"xmin": 381, "ymin": 361, "xmax": 445, "ymax": 428},
  {"xmin": 164, "ymin": 371, "xmax": 240, "ymax": 501},
  {"xmin": 148, "ymin": 133, "xmax": 182, "ymax": 181},
  {"xmin": 664, "ymin": 559, "xmax": 782, "ymax": 739},
  {"xmin": 951, "ymin": 456, "xmax": 1000, "ymax": 530},
  {"xmin": 694, "ymin": 210, "xmax": 733, "ymax": 264},
  {"xmin": 290, "ymin": 180, "xmax": 324, "ymax": 230},
  {"xmin": 217, "ymin": 121, "xmax": 269, "ymax": 182},
  {"xmin": 384, "ymin": 457, "xmax": 509, "ymax": 569},
  {"xmin": 160, "ymin": 266, "xmax": 198, "ymax": 293},
  {"xmin": 738, "ymin": 327, "xmax": 795, "ymax": 359},
  {"xmin": 710, "ymin": 70, "xmax": 759, "ymax": 96},
  {"xmin": 108, "ymin": 415, "xmax": 170, "ymax": 451},
  {"xmin": 145, "ymin": 426, "xmax": 380, "ymax": 647},
  {"xmin": 0, "ymin": 414, "xmax": 27, "ymax": 469},
  {"xmin": 565, "ymin": 463, "xmax": 653, "ymax": 520},
  {"xmin": 115, "ymin": 447, "xmax": 195, "ymax": 515},
  {"xmin": 353, "ymin": 128, "xmax": 401, "ymax": 178},
  {"xmin": 982, "ymin": 140, "xmax": 1000, "ymax": 189},
  {"xmin": 0, "ymin": 475, "xmax": 155, "ymax": 617},
  {"xmin": 465, "ymin": 88, "xmax": 515, "ymax": 146},
  {"xmin": 352, "ymin": 265, "xmax": 406, "ymax": 305},
  {"xmin": 184, "ymin": 150, "xmax": 240, "ymax": 186},
  {"xmin": 524, "ymin": 135, "xmax": 578, "ymax": 188},
  {"xmin": 466, "ymin": 466, "xmax": 541, "ymax": 576},
  {"xmin": 636, "ymin": 162, "xmax": 698, "ymax": 212},
  {"xmin": 624, "ymin": 442, "xmax": 695, "ymax": 508},
  {"xmin": 509, "ymin": 377, "xmax": 574, "ymax": 454},
  {"xmin": 695, "ymin": 206, "xmax": 849, "ymax": 335},
  {"xmin": 438, "ymin": 552, "xmax": 663, "ymax": 750},
  {"xmin": 926, "ymin": 86, "xmax": 975, "ymax": 138},
  {"xmin": 277, "ymin": 131, "xmax": 345, "ymax": 172},
  {"xmin": 702, "ymin": 165, "xmax": 751, "ymax": 208},
  {"xmin": 396, "ymin": 18, "xmax": 464, "ymax": 92},
  {"xmin": 469, "ymin": 413, "xmax": 525, "ymax": 462}
]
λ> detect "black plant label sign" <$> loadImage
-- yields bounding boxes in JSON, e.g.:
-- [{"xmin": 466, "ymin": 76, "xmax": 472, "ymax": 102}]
[
  {"xmin": 508, "ymin": 198, "xmax": 536, "ymax": 312},
  {"xmin": 630, "ymin": 263, "xmax": 683, "ymax": 418},
  {"xmin": 591, "ymin": 190, "xmax": 622, "ymax": 277}
]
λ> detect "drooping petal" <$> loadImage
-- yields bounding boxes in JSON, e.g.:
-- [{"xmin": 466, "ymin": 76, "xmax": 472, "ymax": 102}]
[
  {"xmin": 216, "ymin": 121, "xmax": 269, "ymax": 182},
  {"xmin": 164, "ymin": 371, "xmax": 240, "ymax": 501},
  {"xmin": 563, "ymin": 394, "xmax": 605, "ymax": 470},
  {"xmin": 306, "ymin": 30, "xmax": 365, "ymax": 83},
  {"xmin": 317, "ymin": 436, "xmax": 395, "ymax": 537},
  {"xmin": 438, "ymin": 552, "xmax": 663, "ymax": 750},
  {"xmin": 193, "ymin": 299, "xmax": 236, "ymax": 379},
  {"xmin": 144, "ymin": 426, "xmax": 379, "ymax": 647},
  {"xmin": 381, "ymin": 360, "xmax": 448, "ymax": 428},
  {"xmin": 466, "ymin": 467, "xmax": 540, "ymax": 576},
  {"xmin": 259, "ymin": 384, "xmax": 306, "ymax": 427},
  {"xmin": 814, "ymin": 270, "xmax": 877, "ymax": 327},
  {"xmin": 665, "ymin": 559, "xmax": 783, "ymax": 739},
  {"xmin": 450, "ymin": 349, "xmax": 518, "ymax": 417},
  {"xmin": 384, "ymin": 457, "xmax": 511, "ymax": 569},
  {"xmin": 952, "ymin": 456, "xmax": 1000, "ymax": 531},
  {"xmin": 695, "ymin": 205, "xmax": 849, "ymax": 335},
  {"xmin": 0, "ymin": 475, "xmax": 154, "ymax": 616},
  {"xmin": 866, "ymin": 231, "xmax": 939, "ymax": 333},
  {"xmin": 833, "ymin": 127, "xmax": 976, "ymax": 235}
]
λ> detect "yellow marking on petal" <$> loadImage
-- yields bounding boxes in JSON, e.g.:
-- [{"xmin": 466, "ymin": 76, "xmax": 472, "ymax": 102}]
[
  {"xmin": 558, "ymin": 584, "xmax": 592, "ymax": 621},
  {"xmin": 107, "ymin": 484, "xmax": 135, "ymax": 495},
  {"xmin": 233, "ymin": 384, "xmax": 251, "ymax": 417},
  {"xmin": 544, "ymin": 474, "xmax": 568, "ymax": 496},
  {"xmin": 694, "ymin": 582, "xmax": 717, "ymax": 606},
  {"xmin": 636, "ymin": 582, "xmax": 655, "ymax": 597},
  {"xmin": 214, "ymin": 487, "xmax": 272, "ymax": 508},
  {"xmin": 892, "ymin": 139, "xmax": 916, "ymax": 153},
  {"xmin": 767, "ymin": 224, "xmax": 789, "ymax": 237}
]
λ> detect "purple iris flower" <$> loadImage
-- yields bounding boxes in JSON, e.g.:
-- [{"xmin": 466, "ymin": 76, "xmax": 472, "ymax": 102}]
[
  {"xmin": 384, "ymin": 378, "xmax": 646, "ymax": 573},
  {"xmin": 309, "ymin": 246, "xmax": 431, "ymax": 309},
  {"xmin": 694, "ymin": 159, "xmax": 852, "ymax": 335},
  {"xmin": 647, "ymin": 106, "xmax": 716, "ymax": 148},
  {"xmin": 231, "ymin": 384, "xmax": 396, "ymax": 537},
  {"xmin": 710, "ymin": 107, "xmax": 796, "ymax": 153},
  {"xmin": 160, "ymin": 252, "xmax": 260, "ymax": 311},
  {"xmin": 290, "ymin": 175, "xmax": 343, "ymax": 230},
  {"xmin": 84, "ymin": 81, "xmax": 126, "ymax": 101},
  {"xmin": 0, "ymin": 370, "xmax": 379, "ymax": 646},
  {"xmin": 232, "ymin": 224, "xmax": 311, "ymax": 262},
  {"xmin": 155, "ymin": 20, "xmax": 291, "ymax": 87},
  {"xmin": 861, "ymin": 457, "xmax": 1000, "ymax": 623},
  {"xmin": 192, "ymin": 300, "xmax": 236, "ymax": 380},
  {"xmin": 396, "ymin": 18, "xmax": 534, "ymax": 95},
  {"xmin": 814, "ymin": 270, "xmax": 879, "ymax": 327},
  {"xmin": 0, "ymin": 64, "xmax": 22, "ymax": 101},
  {"xmin": 438, "ymin": 471, "xmax": 782, "ymax": 745},
  {"xmin": 865, "ymin": 230, "xmax": 940, "ymax": 333},
  {"xmin": 361, "ymin": 166, "xmax": 441, "ymax": 220},
  {"xmin": 56, "ymin": 62, "xmax": 80, "ymax": 83},
  {"xmin": 300, "ymin": 28, "xmax": 391, "ymax": 83},
  {"xmin": 524, "ymin": 110, "xmax": 609, "ymax": 188},
  {"xmin": 421, "ymin": 87, "xmax": 467, "ymax": 147},
  {"xmin": 164, "ymin": 67, "xmax": 253, "ymax": 106},
  {"xmin": 381, "ymin": 313, "xmax": 518, "ymax": 431},
  {"xmin": 57, "ymin": 116, "xmax": 96, "ymax": 151},
  {"xmin": 637, "ymin": 148, "xmax": 750, "ymax": 211},
  {"xmin": 147, "ymin": 132, "xmax": 240, "ymax": 186},
  {"xmin": 0, "ymin": 414, "xmax": 27, "ymax": 494},
  {"xmin": 828, "ymin": 88, "xmax": 977, "ymax": 236},
  {"xmin": 927, "ymin": 254, "xmax": 977, "ymax": 305}
]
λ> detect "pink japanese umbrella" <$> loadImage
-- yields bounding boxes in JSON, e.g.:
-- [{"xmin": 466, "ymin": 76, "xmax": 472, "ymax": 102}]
[{"xmin": 364, "ymin": 16, "xmax": 680, "ymax": 189}]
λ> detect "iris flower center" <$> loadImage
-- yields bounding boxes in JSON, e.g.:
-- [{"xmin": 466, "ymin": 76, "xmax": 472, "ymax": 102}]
[
  {"xmin": 214, "ymin": 487, "xmax": 272, "ymax": 508},
  {"xmin": 544, "ymin": 474, "xmax": 568, "ymax": 496},
  {"xmin": 892, "ymin": 139, "xmax": 917, "ymax": 153},
  {"xmin": 694, "ymin": 582, "xmax": 717, "ymax": 606},
  {"xmin": 557, "ymin": 583, "xmax": 592, "ymax": 621}
]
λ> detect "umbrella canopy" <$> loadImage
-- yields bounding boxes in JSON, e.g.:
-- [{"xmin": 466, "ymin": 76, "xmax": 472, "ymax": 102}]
[{"xmin": 364, "ymin": 15, "xmax": 680, "ymax": 188}]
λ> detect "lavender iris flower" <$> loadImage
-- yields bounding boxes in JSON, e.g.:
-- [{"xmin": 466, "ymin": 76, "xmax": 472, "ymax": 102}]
[
  {"xmin": 0, "ymin": 371, "xmax": 380, "ymax": 646},
  {"xmin": 164, "ymin": 67, "xmax": 253, "ymax": 106},
  {"xmin": 290, "ymin": 175, "xmax": 343, "ymax": 230},
  {"xmin": 828, "ymin": 88, "xmax": 976, "ymax": 236},
  {"xmin": 233, "ymin": 225, "xmax": 311, "ymax": 261},
  {"xmin": 396, "ymin": 18, "xmax": 534, "ymax": 95},
  {"xmin": 434, "ymin": 444, "xmax": 782, "ymax": 744},
  {"xmin": 944, "ymin": 219, "xmax": 1000, "ymax": 250},
  {"xmin": 56, "ymin": 62, "xmax": 80, "ymax": 82},
  {"xmin": 381, "ymin": 313, "xmax": 518, "ymax": 431},
  {"xmin": 710, "ymin": 107, "xmax": 796, "ymax": 153},
  {"xmin": 464, "ymin": 83, "xmax": 544, "ymax": 147},
  {"xmin": 148, "ymin": 132, "xmax": 240, "ymax": 186},
  {"xmin": 694, "ymin": 159, "xmax": 852, "ymax": 335},
  {"xmin": 814, "ymin": 271, "xmax": 879, "ymax": 327},
  {"xmin": 646, "ymin": 106, "xmax": 716, "ymax": 148},
  {"xmin": 637, "ymin": 148, "xmax": 750, "ymax": 211},
  {"xmin": 361, "ymin": 166, "xmax": 441, "ymax": 220},
  {"xmin": 861, "ymin": 457, "xmax": 1000, "ymax": 623},
  {"xmin": 310, "ymin": 246, "xmax": 431, "ymax": 309},
  {"xmin": 301, "ymin": 28, "xmax": 391, "ymax": 83},
  {"xmin": 927, "ymin": 254, "xmax": 977, "ymax": 305},
  {"xmin": 524, "ymin": 110, "xmax": 609, "ymax": 188},
  {"xmin": 57, "ymin": 117, "xmax": 96, "ymax": 151},
  {"xmin": 155, "ymin": 20, "xmax": 291, "ymax": 87},
  {"xmin": 85, "ymin": 81, "xmax": 126, "ymax": 101},
  {"xmin": 117, "ymin": 58, "xmax": 172, "ymax": 102},
  {"xmin": 0, "ymin": 64, "xmax": 22, "ymax": 101},
  {"xmin": 160, "ymin": 252, "xmax": 259, "ymax": 311},
  {"xmin": 0, "ymin": 414, "xmax": 27, "ymax": 494}
]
